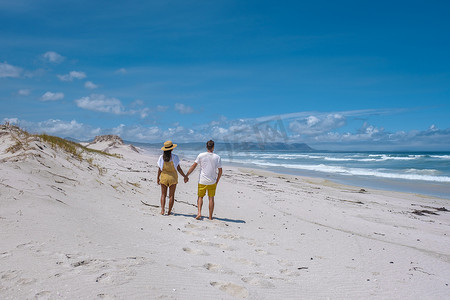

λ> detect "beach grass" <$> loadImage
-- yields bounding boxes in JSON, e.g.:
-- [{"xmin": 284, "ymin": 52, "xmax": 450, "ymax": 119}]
[{"xmin": 2, "ymin": 122, "xmax": 121, "ymax": 160}]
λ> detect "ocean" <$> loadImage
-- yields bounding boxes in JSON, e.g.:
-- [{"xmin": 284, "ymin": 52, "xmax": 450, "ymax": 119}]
[{"xmin": 144, "ymin": 144, "xmax": 450, "ymax": 200}]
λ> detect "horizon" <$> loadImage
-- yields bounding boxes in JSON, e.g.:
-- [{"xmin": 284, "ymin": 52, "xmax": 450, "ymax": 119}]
[
  {"xmin": 1, "ymin": 1, "xmax": 449, "ymax": 151},
  {"xmin": 101, "ymin": 135, "xmax": 450, "ymax": 153}
]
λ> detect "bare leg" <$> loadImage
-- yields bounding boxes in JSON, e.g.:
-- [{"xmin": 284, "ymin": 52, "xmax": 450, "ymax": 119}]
[
  {"xmin": 167, "ymin": 184, "xmax": 177, "ymax": 215},
  {"xmin": 160, "ymin": 184, "xmax": 168, "ymax": 215},
  {"xmin": 208, "ymin": 196, "xmax": 215, "ymax": 220},
  {"xmin": 196, "ymin": 196, "xmax": 203, "ymax": 219}
]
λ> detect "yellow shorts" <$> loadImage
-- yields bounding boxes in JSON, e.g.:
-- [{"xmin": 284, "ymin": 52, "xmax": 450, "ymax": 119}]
[{"xmin": 198, "ymin": 183, "xmax": 217, "ymax": 197}]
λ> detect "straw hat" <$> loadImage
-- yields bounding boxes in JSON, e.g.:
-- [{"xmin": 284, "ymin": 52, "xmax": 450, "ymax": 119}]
[{"xmin": 161, "ymin": 140, "xmax": 177, "ymax": 151}]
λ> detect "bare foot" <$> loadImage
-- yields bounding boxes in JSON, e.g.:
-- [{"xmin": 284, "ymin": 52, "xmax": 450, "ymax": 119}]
[
  {"xmin": 167, "ymin": 210, "xmax": 172, "ymax": 215},
  {"xmin": 209, "ymin": 217, "xmax": 213, "ymax": 220},
  {"xmin": 160, "ymin": 210, "xmax": 165, "ymax": 215},
  {"xmin": 195, "ymin": 214, "xmax": 202, "ymax": 220}
]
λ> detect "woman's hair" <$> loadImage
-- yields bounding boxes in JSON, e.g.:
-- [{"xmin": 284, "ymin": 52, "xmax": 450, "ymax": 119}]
[{"xmin": 163, "ymin": 150, "xmax": 172, "ymax": 162}]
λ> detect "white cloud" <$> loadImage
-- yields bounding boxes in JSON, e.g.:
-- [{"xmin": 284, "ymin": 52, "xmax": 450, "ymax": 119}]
[
  {"xmin": 157, "ymin": 105, "xmax": 169, "ymax": 112},
  {"xmin": 0, "ymin": 61, "xmax": 22, "ymax": 78},
  {"xmin": 131, "ymin": 99, "xmax": 144, "ymax": 107},
  {"xmin": 128, "ymin": 101, "xmax": 152, "ymax": 118},
  {"xmin": 300, "ymin": 123, "xmax": 450, "ymax": 151},
  {"xmin": 175, "ymin": 103, "xmax": 194, "ymax": 114},
  {"xmin": 115, "ymin": 68, "xmax": 127, "ymax": 74},
  {"xmin": 84, "ymin": 81, "xmax": 98, "ymax": 89},
  {"xmin": 6, "ymin": 107, "xmax": 448, "ymax": 150},
  {"xmin": 112, "ymin": 124, "xmax": 126, "ymax": 136},
  {"xmin": 23, "ymin": 68, "xmax": 45, "ymax": 79},
  {"xmin": 42, "ymin": 51, "xmax": 65, "ymax": 63},
  {"xmin": 108, "ymin": 123, "xmax": 209, "ymax": 143},
  {"xmin": 37, "ymin": 119, "xmax": 83, "ymax": 135},
  {"xmin": 306, "ymin": 116, "xmax": 320, "ymax": 127},
  {"xmin": 429, "ymin": 124, "xmax": 438, "ymax": 131},
  {"xmin": 2, "ymin": 118, "xmax": 19, "ymax": 124},
  {"xmin": 112, "ymin": 124, "xmax": 163, "ymax": 141},
  {"xmin": 6, "ymin": 118, "xmax": 101, "ymax": 140},
  {"xmin": 289, "ymin": 113, "xmax": 346, "ymax": 136},
  {"xmin": 138, "ymin": 108, "xmax": 150, "ymax": 119},
  {"xmin": 40, "ymin": 91, "xmax": 64, "ymax": 101},
  {"xmin": 75, "ymin": 94, "xmax": 124, "ymax": 114},
  {"xmin": 18, "ymin": 89, "xmax": 31, "ymax": 96},
  {"xmin": 75, "ymin": 94, "xmax": 151, "ymax": 118},
  {"xmin": 57, "ymin": 71, "xmax": 86, "ymax": 81}
]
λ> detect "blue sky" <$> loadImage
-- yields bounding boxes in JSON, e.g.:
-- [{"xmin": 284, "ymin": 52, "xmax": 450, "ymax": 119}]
[{"xmin": 1, "ymin": 0, "xmax": 449, "ymax": 150}]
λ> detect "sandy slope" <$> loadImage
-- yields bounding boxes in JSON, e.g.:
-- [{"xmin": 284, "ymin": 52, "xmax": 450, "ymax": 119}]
[{"xmin": 1, "ymin": 126, "xmax": 449, "ymax": 299}]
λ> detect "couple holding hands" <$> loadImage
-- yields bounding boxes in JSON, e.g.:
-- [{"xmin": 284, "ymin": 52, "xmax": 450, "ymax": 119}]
[{"xmin": 157, "ymin": 140, "xmax": 222, "ymax": 220}]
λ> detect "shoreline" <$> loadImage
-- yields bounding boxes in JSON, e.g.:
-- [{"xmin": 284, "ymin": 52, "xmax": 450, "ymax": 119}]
[
  {"xmin": 171, "ymin": 148, "xmax": 450, "ymax": 201},
  {"xmin": 146, "ymin": 146, "xmax": 450, "ymax": 201},
  {"xmin": 225, "ymin": 160, "xmax": 450, "ymax": 201}
]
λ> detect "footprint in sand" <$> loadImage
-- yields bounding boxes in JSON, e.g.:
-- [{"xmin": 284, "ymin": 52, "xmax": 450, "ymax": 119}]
[
  {"xmin": 16, "ymin": 241, "xmax": 35, "ymax": 249},
  {"xmin": 218, "ymin": 233, "xmax": 243, "ymax": 240},
  {"xmin": 0, "ymin": 270, "xmax": 20, "ymax": 280},
  {"xmin": 279, "ymin": 269, "xmax": 301, "ymax": 277},
  {"xmin": 203, "ymin": 263, "xmax": 234, "ymax": 274},
  {"xmin": 277, "ymin": 259, "xmax": 293, "ymax": 267},
  {"xmin": 17, "ymin": 277, "xmax": 37, "ymax": 285},
  {"xmin": 71, "ymin": 259, "xmax": 95, "ymax": 267},
  {"xmin": 191, "ymin": 240, "xmax": 234, "ymax": 251},
  {"xmin": 185, "ymin": 223, "xmax": 208, "ymax": 230},
  {"xmin": 35, "ymin": 291, "xmax": 51, "ymax": 299},
  {"xmin": 0, "ymin": 251, "xmax": 12, "ymax": 258},
  {"xmin": 204, "ymin": 263, "xmax": 221, "ymax": 272},
  {"xmin": 241, "ymin": 276, "xmax": 275, "ymax": 288},
  {"xmin": 97, "ymin": 293, "xmax": 115, "ymax": 299},
  {"xmin": 181, "ymin": 230, "xmax": 204, "ymax": 237},
  {"xmin": 182, "ymin": 247, "xmax": 209, "ymax": 256},
  {"xmin": 230, "ymin": 257, "xmax": 260, "ymax": 267},
  {"xmin": 210, "ymin": 281, "xmax": 249, "ymax": 298},
  {"xmin": 96, "ymin": 272, "xmax": 109, "ymax": 282},
  {"xmin": 254, "ymin": 249, "xmax": 269, "ymax": 255}
]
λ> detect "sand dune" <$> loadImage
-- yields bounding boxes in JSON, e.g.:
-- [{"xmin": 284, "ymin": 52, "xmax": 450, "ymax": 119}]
[{"xmin": 1, "ymin": 125, "xmax": 449, "ymax": 299}]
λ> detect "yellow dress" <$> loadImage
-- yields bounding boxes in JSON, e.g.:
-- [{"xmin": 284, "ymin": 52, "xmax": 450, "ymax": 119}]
[{"xmin": 160, "ymin": 161, "xmax": 178, "ymax": 187}]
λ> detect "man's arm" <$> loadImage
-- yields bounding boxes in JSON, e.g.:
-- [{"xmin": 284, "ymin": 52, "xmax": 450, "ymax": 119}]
[
  {"xmin": 177, "ymin": 165, "xmax": 189, "ymax": 183},
  {"xmin": 186, "ymin": 162, "xmax": 198, "ymax": 177},
  {"xmin": 216, "ymin": 168, "xmax": 222, "ymax": 184}
]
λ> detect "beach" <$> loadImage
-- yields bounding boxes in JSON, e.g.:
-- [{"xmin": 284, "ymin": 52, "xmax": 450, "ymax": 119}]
[{"xmin": 1, "ymin": 128, "xmax": 449, "ymax": 299}]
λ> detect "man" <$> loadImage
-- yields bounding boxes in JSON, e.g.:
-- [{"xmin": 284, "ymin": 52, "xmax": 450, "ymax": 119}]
[{"xmin": 186, "ymin": 140, "xmax": 222, "ymax": 220}]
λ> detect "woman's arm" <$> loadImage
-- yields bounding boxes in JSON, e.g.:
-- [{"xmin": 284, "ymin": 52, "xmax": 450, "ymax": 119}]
[
  {"xmin": 177, "ymin": 165, "xmax": 187, "ymax": 177},
  {"xmin": 157, "ymin": 167, "xmax": 161, "ymax": 185}
]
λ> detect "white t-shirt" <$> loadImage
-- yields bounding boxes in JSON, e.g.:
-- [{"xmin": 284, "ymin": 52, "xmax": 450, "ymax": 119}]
[
  {"xmin": 195, "ymin": 152, "xmax": 222, "ymax": 185},
  {"xmin": 157, "ymin": 154, "xmax": 180, "ymax": 171}
]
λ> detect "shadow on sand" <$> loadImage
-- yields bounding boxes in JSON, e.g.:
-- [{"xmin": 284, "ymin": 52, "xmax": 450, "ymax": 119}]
[{"xmin": 172, "ymin": 213, "xmax": 246, "ymax": 224}]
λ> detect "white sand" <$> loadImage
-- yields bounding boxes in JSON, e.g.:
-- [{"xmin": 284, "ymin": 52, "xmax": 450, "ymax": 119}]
[{"xmin": 1, "ymin": 126, "xmax": 449, "ymax": 299}]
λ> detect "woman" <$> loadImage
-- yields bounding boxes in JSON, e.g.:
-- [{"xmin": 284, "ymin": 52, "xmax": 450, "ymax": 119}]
[{"xmin": 157, "ymin": 141, "xmax": 188, "ymax": 215}]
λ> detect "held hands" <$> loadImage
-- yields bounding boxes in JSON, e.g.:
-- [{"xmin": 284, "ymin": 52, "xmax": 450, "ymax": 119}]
[{"xmin": 184, "ymin": 176, "xmax": 189, "ymax": 183}]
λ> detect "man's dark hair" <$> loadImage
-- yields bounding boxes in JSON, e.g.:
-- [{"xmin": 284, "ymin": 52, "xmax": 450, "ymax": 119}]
[{"xmin": 206, "ymin": 140, "xmax": 214, "ymax": 150}]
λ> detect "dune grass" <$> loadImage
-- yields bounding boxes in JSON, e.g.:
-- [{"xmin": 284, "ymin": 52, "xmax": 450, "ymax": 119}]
[
  {"xmin": 2, "ymin": 123, "xmax": 121, "ymax": 160},
  {"xmin": 37, "ymin": 134, "xmax": 122, "ymax": 160}
]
